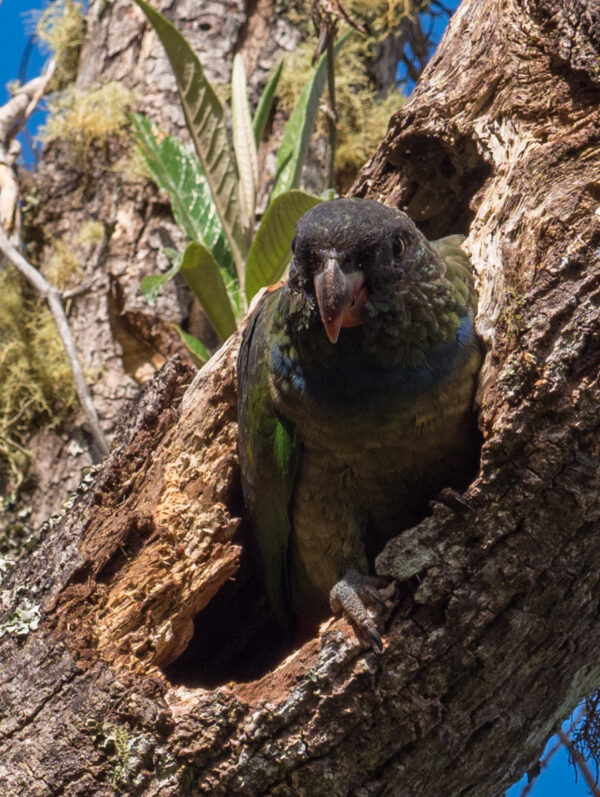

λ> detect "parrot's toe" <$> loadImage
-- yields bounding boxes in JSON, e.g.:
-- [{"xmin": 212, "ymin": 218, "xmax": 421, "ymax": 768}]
[{"xmin": 329, "ymin": 568, "xmax": 394, "ymax": 653}]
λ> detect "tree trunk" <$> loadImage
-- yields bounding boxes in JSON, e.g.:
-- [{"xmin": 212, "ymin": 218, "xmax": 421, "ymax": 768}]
[{"xmin": 2, "ymin": 0, "xmax": 600, "ymax": 794}]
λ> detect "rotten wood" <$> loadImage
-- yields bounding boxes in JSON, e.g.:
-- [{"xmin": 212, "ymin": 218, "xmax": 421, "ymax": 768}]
[{"xmin": 1, "ymin": 0, "xmax": 600, "ymax": 794}]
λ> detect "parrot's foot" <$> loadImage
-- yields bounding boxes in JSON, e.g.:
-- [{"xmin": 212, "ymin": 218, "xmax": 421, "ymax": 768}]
[{"xmin": 329, "ymin": 569, "xmax": 394, "ymax": 653}]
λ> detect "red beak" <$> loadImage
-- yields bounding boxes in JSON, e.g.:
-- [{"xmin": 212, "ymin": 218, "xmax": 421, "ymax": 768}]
[{"xmin": 314, "ymin": 258, "xmax": 367, "ymax": 344}]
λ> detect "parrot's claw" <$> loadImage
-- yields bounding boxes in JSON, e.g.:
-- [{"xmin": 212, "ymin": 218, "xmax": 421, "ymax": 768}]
[{"xmin": 329, "ymin": 569, "xmax": 394, "ymax": 653}]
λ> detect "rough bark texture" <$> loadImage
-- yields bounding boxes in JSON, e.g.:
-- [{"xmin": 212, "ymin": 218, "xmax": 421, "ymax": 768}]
[{"xmin": 2, "ymin": 0, "xmax": 600, "ymax": 794}]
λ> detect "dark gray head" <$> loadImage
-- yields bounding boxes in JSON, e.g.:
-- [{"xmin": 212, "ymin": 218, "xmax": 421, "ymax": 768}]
[
  {"xmin": 289, "ymin": 198, "xmax": 432, "ymax": 344},
  {"xmin": 285, "ymin": 198, "xmax": 472, "ymax": 366},
  {"xmin": 292, "ymin": 199, "xmax": 416, "ymax": 257}
]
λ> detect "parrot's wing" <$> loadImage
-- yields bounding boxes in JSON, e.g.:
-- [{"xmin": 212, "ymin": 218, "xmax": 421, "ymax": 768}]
[
  {"xmin": 237, "ymin": 289, "xmax": 301, "ymax": 628},
  {"xmin": 432, "ymin": 234, "xmax": 477, "ymax": 314}
]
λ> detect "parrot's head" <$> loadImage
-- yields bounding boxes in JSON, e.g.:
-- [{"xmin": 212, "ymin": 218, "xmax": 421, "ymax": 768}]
[{"xmin": 287, "ymin": 199, "xmax": 467, "ymax": 364}]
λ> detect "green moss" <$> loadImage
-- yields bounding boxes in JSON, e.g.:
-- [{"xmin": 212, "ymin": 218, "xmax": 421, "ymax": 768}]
[
  {"xmin": 0, "ymin": 265, "xmax": 76, "ymax": 491},
  {"xmin": 87, "ymin": 720, "xmax": 159, "ymax": 792},
  {"xmin": 348, "ymin": 0, "xmax": 432, "ymax": 33},
  {"xmin": 275, "ymin": 39, "xmax": 315, "ymax": 117},
  {"xmin": 38, "ymin": 81, "xmax": 136, "ymax": 157},
  {"xmin": 43, "ymin": 220, "xmax": 105, "ymax": 289},
  {"xmin": 75, "ymin": 220, "xmax": 105, "ymax": 246},
  {"xmin": 46, "ymin": 238, "xmax": 83, "ymax": 289},
  {"xmin": 335, "ymin": 84, "xmax": 402, "ymax": 188}
]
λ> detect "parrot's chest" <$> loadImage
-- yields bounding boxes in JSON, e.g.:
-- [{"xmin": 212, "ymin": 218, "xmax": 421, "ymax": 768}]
[
  {"xmin": 269, "ymin": 320, "xmax": 477, "ymax": 457},
  {"xmin": 269, "ymin": 324, "xmax": 481, "ymax": 614}
]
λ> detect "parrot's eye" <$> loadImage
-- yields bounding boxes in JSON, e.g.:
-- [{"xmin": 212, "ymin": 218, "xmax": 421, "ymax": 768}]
[
  {"xmin": 291, "ymin": 236, "xmax": 297, "ymax": 254},
  {"xmin": 393, "ymin": 236, "xmax": 405, "ymax": 258}
]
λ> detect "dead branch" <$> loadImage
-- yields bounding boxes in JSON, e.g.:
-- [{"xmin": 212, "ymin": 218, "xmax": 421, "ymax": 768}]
[{"xmin": 0, "ymin": 227, "xmax": 109, "ymax": 457}]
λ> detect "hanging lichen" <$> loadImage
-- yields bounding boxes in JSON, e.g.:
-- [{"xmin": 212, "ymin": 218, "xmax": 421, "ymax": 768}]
[
  {"xmin": 0, "ymin": 265, "xmax": 77, "ymax": 492},
  {"xmin": 45, "ymin": 238, "xmax": 83, "ymax": 290},
  {"xmin": 34, "ymin": 0, "xmax": 86, "ymax": 90},
  {"xmin": 38, "ymin": 81, "xmax": 137, "ymax": 158},
  {"xmin": 43, "ymin": 221, "xmax": 105, "ymax": 290}
]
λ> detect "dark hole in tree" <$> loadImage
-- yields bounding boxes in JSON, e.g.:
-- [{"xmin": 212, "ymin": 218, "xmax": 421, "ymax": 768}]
[
  {"xmin": 164, "ymin": 534, "xmax": 293, "ymax": 688},
  {"xmin": 380, "ymin": 133, "xmax": 492, "ymax": 240},
  {"xmin": 164, "ymin": 482, "xmax": 295, "ymax": 688},
  {"xmin": 439, "ymin": 154, "xmax": 456, "ymax": 179}
]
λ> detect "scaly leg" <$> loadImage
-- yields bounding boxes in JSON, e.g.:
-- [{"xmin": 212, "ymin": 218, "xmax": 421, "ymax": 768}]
[{"xmin": 330, "ymin": 569, "xmax": 394, "ymax": 653}]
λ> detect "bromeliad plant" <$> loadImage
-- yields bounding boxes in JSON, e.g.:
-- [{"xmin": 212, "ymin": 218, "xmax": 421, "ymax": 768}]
[{"xmin": 132, "ymin": 0, "xmax": 348, "ymax": 363}]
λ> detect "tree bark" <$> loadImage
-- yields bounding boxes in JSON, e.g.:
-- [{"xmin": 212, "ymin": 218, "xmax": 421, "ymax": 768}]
[{"xmin": 2, "ymin": 0, "xmax": 600, "ymax": 795}]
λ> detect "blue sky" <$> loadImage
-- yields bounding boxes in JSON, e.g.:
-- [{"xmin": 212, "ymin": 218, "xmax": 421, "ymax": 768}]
[
  {"xmin": 0, "ymin": 0, "xmax": 48, "ymax": 162},
  {"xmin": 0, "ymin": 2, "xmax": 593, "ymax": 795},
  {"xmin": 0, "ymin": 0, "xmax": 46, "ymax": 97},
  {"xmin": 507, "ymin": 712, "xmax": 593, "ymax": 797}
]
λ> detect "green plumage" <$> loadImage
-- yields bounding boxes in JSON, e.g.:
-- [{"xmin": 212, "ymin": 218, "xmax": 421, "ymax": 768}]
[{"xmin": 237, "ymin": 199, "xmax": 482, "ymax": 632}]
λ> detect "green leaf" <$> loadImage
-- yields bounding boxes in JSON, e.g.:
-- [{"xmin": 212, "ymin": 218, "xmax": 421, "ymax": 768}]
[
  {"xmin": 222, "ymin": 271, "xmax": 244, "ymax": 321},
  {"xmin": 270, "ymin": 32, "xmax": 350, "ymax": 201},
  {"xmin": 141, "ymin": 250, "xmax": 183, "ymax": 305},
  {"xmin": 180, "ymin": 241, "xmax": 237, "ymax": 342},
  {"xmin": 131, "ymin": 113, "xmax": 233, "ymax": 275},
  {"xmin": 252, "ymin": 59, "xmax": 283, "ymax": 146},
  {"xmin": 245, "ymin": 190, "xmax": 322, "ymax": 302},
  {"xmin": 173, "ymin": 324, "xmax": 211, "ymax": 365},
  {"xmin": 231, "ymin": 54, "xmax": 258, "ymax": 237},
  {"xmin": 132, "ymin": 0, "xmax": 248, "ymax": 293}
]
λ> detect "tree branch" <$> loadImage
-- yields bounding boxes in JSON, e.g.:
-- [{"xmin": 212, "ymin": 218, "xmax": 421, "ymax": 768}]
[
  {"xmin": 0, "ymin": 227, "xmax": 109, "ymax": 458},
  {"xmin": 0, "ymin": 60, "xmax": 55, "ymax": 238},
  {"xmin": 559, "ymin": 730, "xmax": 600, "ymax": 797},
  {"xmin": 0, "ymin": 56, "xmax": 109, "ymax": 459}
]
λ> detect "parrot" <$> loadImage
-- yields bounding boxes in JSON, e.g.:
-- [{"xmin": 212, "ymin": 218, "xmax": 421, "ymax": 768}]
[{"xmin": 237, "ymin": 198, "xmax": 482, "ymax": 650}]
